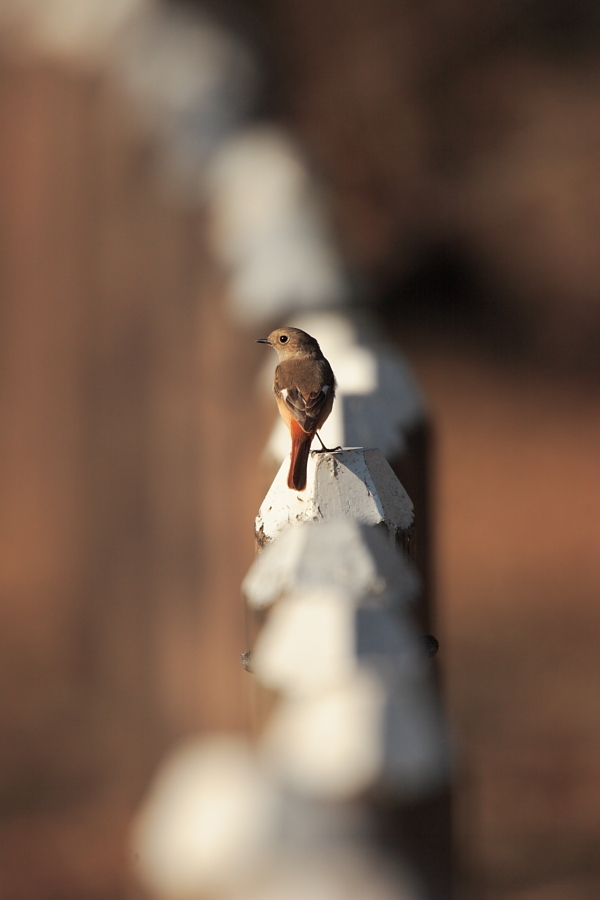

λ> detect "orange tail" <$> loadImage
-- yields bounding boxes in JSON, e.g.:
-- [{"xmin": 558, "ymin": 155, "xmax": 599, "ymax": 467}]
[{"xmin": 288, "ymin": 421, "xmax": 313, "ymax": 491}]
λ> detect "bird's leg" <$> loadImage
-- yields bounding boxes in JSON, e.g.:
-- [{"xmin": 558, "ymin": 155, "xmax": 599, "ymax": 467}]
[{"xmin": 313, "ymin": 432, "xmax": 342, "ymax": 453}]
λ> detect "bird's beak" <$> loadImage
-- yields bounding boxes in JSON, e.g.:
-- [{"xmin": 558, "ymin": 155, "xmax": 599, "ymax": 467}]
[{"xmin": 255, "ymin": 338, "xmax": 270, "ymax": 344}]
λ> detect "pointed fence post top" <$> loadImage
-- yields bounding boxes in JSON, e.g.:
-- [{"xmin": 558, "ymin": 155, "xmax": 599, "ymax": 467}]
[
  {"xmin": 243, "ymin": 518, "xmax": 420, "ymax": 611},
  {"xmin": 255, "ymin": 447, "xmax": 414, "ymax": 548}
]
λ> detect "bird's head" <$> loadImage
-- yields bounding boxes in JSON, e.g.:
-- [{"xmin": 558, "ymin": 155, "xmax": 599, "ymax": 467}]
[{"xmin": 256, "ymin": 327, "xmax": 321, "ymax": 360}]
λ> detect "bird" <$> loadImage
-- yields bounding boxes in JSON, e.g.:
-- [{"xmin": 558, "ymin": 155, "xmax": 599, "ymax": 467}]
[{"xmin": 256, "ymin": 327, "xmax": 337, "ymax": 491}]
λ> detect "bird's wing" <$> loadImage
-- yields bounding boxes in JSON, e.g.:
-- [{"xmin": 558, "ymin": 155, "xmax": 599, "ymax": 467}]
[
  {"xmin": 280, "ymin": 384, "xmax": 332, "ymax": 433},
  {"xmin": 274, "ymin": 363, "xmax": 334, "ymax": 434}
]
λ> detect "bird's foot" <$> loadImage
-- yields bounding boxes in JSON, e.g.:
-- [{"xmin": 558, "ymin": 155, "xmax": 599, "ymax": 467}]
[{"xmin": 313, "ymin": 433, "xmax": 343, "ymax": 453}]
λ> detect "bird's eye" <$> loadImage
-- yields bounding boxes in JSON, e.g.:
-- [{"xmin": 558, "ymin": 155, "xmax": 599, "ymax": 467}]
[{"xmin": 279, "ymin": 334, "xmax": 289, "ymax": 343}]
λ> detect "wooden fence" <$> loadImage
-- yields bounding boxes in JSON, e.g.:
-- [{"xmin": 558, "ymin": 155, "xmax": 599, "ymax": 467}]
[{"xmin": 0, "ymin": 10, "xmax": 454, "ymax": 898}]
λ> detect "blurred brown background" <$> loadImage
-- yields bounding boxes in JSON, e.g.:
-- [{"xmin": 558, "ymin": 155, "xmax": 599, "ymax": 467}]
[{"xmin": 1, "ymin": 1, "xmax": 600, "ymax": 898}]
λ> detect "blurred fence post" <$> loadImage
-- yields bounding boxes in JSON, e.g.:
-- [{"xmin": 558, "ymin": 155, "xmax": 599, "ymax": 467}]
[{"xmin": 244, "ymin": 446, "xmax": 453, "ymax": 899}]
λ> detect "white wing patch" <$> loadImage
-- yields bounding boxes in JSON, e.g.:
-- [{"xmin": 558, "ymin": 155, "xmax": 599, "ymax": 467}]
[
  {"xmin": 321, "ymin": 385, "xmax": 329, "ymax": 395},
  {"xmin": 280, "ymin": 388, "xmax": 288, "ymax": 401}
]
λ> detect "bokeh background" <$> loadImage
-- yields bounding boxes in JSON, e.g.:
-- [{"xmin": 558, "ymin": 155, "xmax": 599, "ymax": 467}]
[{"xmin": 1, "ymin": 1, "xmax": 600, "ymax": 898}]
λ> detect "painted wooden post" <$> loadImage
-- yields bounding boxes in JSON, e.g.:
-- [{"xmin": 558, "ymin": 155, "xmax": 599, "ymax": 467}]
[
  {"xmin": 135, "ymin": 452, "xmax": 437, "ymax": 899},
  {"xmin": 243, "ymin": 446, "xmax": 453, "ymax": 899},
  {"xmin": 244, "ymin": 520, "xmax": 447, "ymax": 796},
  {"xmin": 255, "ymin": 447, "xmax": 414, "ymax": 557},
  {"xmin": 133, "ymin": 519, "xmax": 445, "ymax": 900},
  {"xmin": 133, "ymin": 733, "xmax": 425, "ymax": 900},
  {"xmin": 255, "ymin": 315, "xmax": 451, "ymax": 899}
]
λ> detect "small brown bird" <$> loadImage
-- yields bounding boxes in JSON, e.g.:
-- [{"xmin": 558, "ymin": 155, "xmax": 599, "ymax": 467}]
[{"xmin": 257, "ymin": 327, "xmax": 336, "ymax": 491}]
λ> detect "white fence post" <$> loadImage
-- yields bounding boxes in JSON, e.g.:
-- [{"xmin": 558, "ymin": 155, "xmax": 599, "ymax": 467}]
[{"xmin": 242, "ymin": 438, "xmax": 452, "ymax": 899}]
